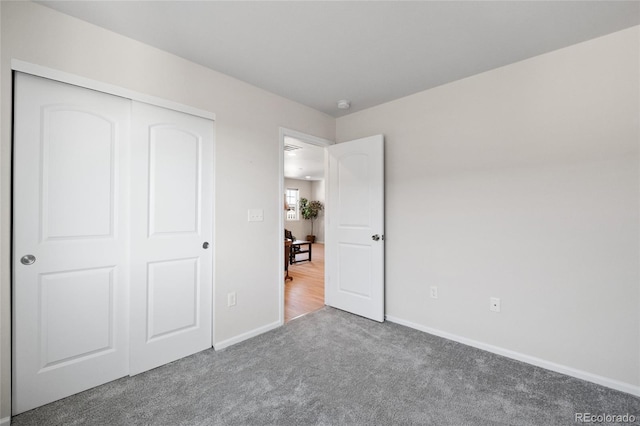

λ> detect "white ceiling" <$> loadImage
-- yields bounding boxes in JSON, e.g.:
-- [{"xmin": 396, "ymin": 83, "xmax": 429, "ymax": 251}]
[
  {"xmin": 39, "ymin": 1, "xmax": 639, "ymax": 117},
  {"xmin": 283, "ymin": 137, "xmax": 325, "ymax": 181}
]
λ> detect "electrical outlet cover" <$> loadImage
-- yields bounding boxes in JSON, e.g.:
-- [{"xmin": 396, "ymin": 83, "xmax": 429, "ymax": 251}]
[
  {"xmin": 430, "ymin": 286, "xmax": 438, "ymax": 299},
  {"xmin": 490, "ymin": 297, "xmax": 500, "ymax": 312}
]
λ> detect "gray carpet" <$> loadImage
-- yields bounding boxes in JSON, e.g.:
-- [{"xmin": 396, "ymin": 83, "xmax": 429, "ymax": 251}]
[{"xmin": 12, "ymin": 307, "xmax": 640, "ymax": 425}]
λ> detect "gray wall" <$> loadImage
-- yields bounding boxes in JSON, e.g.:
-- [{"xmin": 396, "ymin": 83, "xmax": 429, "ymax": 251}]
[{"xmin": 337, "ymin": 27, "xmax": 639, "ymax": 389}]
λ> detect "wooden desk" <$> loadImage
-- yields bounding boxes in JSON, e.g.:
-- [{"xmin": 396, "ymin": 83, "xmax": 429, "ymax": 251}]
[{"xmin": 290, "ymin": 240, "xmax": 312, "ymax": 264}]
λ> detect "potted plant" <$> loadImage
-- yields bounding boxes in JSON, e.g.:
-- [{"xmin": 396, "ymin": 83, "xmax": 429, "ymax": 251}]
[{"xmin": 299, "ymin": 198, "xmax": 324, "ymax": 243}]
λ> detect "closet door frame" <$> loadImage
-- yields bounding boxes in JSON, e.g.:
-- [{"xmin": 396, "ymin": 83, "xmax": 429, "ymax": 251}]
[
  {"xmin": 9, "ymin": 60, "xmax": 217, "ymax": 414},
  {"xmin": 12, "ymin": 60, "xmax": 216, "ymax": 122}
]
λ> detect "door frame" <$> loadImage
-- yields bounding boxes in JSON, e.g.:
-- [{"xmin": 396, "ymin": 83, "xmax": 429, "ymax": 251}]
[
  {"xmin": 8, "ymin": 60, "xmax": 217, "ymax": 416},
  {"xmin": 278, "ymin": 128, "xmax": 333, "ymax": 324},
  {"xmin": 11, "ymin": 60, "xmax": 215, "ymax": 121}
]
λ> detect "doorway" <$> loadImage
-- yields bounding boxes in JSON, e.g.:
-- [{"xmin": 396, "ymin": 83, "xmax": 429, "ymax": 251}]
[{"xmin": 279, "ymin": 129, "xmax": 332, "ymax": 322}]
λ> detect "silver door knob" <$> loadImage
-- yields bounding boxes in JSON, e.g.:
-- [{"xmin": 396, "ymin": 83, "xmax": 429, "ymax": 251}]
[
  {"xmin": 20, "ymin": 254, "xmax": 36, "ymax": 265},
  {"xmin": 371, "ymin": 234, "xmax": 380, "ymax": 241},
  {"xmin": 202, "ymin": 242, "xmax": 210, "ymax": 249}
]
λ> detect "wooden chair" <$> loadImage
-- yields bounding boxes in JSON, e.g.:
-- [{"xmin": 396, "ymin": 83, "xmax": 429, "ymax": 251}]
[
  {"xmin": 284, "ymin": 239, "xmax": 293, "ymax": 281},
  {"xmin": 285, "ymin": 229, "xmax": 294, "ymax": 241}
]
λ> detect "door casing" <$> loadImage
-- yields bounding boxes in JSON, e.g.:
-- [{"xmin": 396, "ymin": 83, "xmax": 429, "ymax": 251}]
[{"xmin": 278, "ymin": 128, "xmax": 333, "ymax": 324}]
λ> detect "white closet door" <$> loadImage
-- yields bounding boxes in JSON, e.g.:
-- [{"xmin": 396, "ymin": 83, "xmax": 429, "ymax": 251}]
[
  {"xmin": 129, "ymin": 101, "xmax": 214, "ymax": 375},
  {"xmin": 13, "ymin": 73, "xmax": 130, "ymax": 414}
]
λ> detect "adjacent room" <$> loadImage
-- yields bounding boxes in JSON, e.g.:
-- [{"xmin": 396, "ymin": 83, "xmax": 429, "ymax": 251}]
[
  {"xmin": 1, "ymin": 1, "xmax": 639, "ymax": 424},
  {"xmin": 283, "ymin": 136, "xmax": 326, "ymax": 322}
]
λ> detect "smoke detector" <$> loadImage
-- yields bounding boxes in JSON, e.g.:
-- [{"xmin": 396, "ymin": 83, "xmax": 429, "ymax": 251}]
[{"xmin": 337, "ymin": 99, "xmax": 351, "ymax": 110}]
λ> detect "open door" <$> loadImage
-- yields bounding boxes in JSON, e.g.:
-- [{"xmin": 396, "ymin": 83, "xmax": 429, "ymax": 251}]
[{"xmin": 325, "ymin": 135, "xmax": 384, "ymax": 322}]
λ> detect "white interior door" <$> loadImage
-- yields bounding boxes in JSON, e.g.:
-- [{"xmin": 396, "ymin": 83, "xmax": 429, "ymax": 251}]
[
  {"xmin": 12, "ymin": 73, "xmax": 130, "ymax": 414},
  {"xmin": 326, "ymin": 135, "xmax": 384, "ymax": 322},
  {"xmin": 129, "ymin": 101, "xmax": 214, "ymax": 375}
]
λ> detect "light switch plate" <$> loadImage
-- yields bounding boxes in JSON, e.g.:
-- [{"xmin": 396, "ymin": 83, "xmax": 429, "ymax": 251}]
[{"xmin": 248, "ymin": 209, "xmax": 264, "ymax": 222}]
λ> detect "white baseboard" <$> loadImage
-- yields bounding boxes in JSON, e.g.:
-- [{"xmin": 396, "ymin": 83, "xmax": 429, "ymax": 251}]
[
  {"xmin": 0, "ymin": 416, "xmax": 10, "ymax": 426},
  {"xmin": 213, "ymin": 320, "xmax": 282, "ymax": 351},
  {"xmin": 385, "ymin": 315, "xmax": 640, "ymax": 397}
]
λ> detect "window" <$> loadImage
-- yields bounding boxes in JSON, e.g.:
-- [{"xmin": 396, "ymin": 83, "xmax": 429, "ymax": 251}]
[{"xmin": 286, "ymin": 188, "xmax": 299, "ymax": 220}]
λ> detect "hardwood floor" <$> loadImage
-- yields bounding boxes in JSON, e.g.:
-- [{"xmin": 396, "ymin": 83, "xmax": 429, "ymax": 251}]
[{"xmin": 285, "ymin": 243, "xmax": 325, "ymax": 322}]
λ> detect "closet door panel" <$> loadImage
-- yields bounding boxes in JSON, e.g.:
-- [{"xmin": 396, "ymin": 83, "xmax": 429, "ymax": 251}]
[
  {"xmin": 129, "ymin": 101, "xmax": 213, "ymax": 375},
  {"xmin": 13, "ymin": 73, "xmax": 130, "ymax": 414}
]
